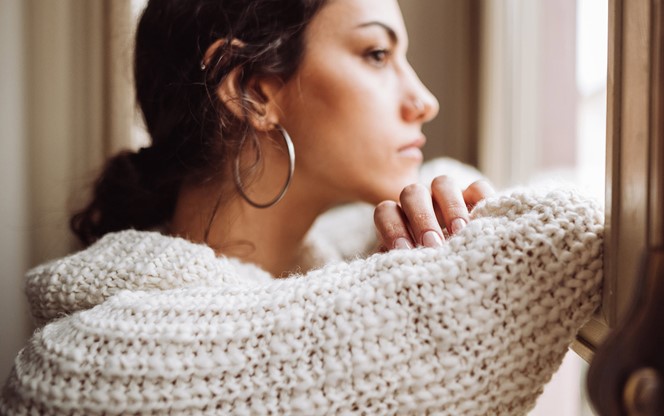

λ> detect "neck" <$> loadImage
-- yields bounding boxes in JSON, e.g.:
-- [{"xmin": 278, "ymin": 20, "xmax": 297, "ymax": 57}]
[{"xmin": 169, "ymin": 169, "xmax": 335, "ymax": 277}]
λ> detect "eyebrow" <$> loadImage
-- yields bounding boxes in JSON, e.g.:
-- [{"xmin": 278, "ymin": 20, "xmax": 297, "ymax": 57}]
[{"xmin": 355, "ymin": 21, "xmax": 398, "ymax": 44}]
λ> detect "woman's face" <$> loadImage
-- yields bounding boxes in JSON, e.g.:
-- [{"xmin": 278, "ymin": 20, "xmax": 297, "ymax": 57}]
[{"xmin": 274, "ymin": 0, "xmax": 439, "ymax": 206}]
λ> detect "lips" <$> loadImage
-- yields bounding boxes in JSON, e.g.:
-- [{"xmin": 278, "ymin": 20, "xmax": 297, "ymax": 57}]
[
  {"xmin": 398, "ymin": 136, "xmax": 427, "ymax": 152},
  {"xmin": 398, "ymin": 136, "xmax": 426, "ymax": 160}
]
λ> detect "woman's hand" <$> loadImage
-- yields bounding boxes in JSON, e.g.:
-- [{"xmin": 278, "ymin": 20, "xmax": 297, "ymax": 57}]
[{"xmin": 374, "ymin": 176, "xmax": 494, "ymax": 250}]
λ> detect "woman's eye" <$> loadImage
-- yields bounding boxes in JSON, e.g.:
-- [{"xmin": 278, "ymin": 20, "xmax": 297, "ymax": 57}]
[{"xmin": 366, "ymin": 48, "xmax": 390, "ymax": 67}]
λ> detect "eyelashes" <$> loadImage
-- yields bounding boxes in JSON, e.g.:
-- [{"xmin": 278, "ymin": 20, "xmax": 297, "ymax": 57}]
[{"xmin": 365, "ymin": 48, "xmax": 392, "ymax": 67}]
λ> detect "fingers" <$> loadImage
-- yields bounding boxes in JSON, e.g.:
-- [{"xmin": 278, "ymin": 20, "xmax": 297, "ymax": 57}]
[
  {"xmin": 399, "ymin": 184, "xmax": 444, "ymax": 248},
  {"xmin": 431, "ymin": 176, "xmax": 470, "ymax": 236},
  {"xmin": 374, "ymin": 200, "xmax": 414, "ymax": 250},
  {"xmin": 462, "ymin": 180, "xmax": 495, "ymax": 210},
  {"xmin": 374, "ymin": 178, "xmax": 495, "ymax": 251},
  {"xmin": 374, "ymin": 183, "xmax": 446, "ymax": 250}
]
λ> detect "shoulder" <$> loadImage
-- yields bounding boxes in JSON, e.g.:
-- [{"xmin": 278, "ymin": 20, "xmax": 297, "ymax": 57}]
[{"xmin": 26, "ymin": 230, "xmax": 273, "ymax": 326}]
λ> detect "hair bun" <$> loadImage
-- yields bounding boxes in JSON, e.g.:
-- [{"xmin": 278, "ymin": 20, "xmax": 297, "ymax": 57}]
[{"xmin": 70, "ymin": 148, "xmax": 178, "ymax": 245}]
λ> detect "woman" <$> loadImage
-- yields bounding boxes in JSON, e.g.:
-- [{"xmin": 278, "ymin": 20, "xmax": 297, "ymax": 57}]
[
  {"xmin": 76, "ymin": 0, "xmax": 489, "ymax": 276},
  {"xmin": 1, "ymin": 0, "xmax": 603, "ymax": 414}
]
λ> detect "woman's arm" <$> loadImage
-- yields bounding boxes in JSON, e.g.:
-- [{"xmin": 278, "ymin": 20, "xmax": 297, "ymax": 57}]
[{"xmin": 2, "ymin": 188, "xmax": 603, "ymax": 415}]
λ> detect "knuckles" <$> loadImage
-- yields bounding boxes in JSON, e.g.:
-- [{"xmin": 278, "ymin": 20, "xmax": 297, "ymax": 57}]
[
  {"xmin": 468, "ymin": 179, "xmax": 493, "ymax": 194},
  {"xmin": 373, "ymin": 200, "xmax": 399, "ymax": 221},
  {"xmin": 399, "ymin": 183, "xmax": 428, "ymax": 202},
  {"xmin": 374, "ymin": 177, "xmax": 492, "ymax": 243},
  {"xmin": 442, "ymin": 199, "xmax": 466, "ymax": 212},
  {"xmin": 373, "ymin": 200, "xmax": 407, "ymax": 241},
  {"xmin": 431, "ymin": 175, "xmax": 454, "ymax": 189}
]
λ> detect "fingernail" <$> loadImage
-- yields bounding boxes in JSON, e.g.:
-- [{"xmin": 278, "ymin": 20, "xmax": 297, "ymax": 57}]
[
  {"xmin": 394, "ymin": 238, "xmax": 413, "ymax": 250},
  {"xmin": 422, "ymin": 230, "xmax": 443, "ymax": 247},
  {"xmin": 451, "ymin": 218, "xmax": 467, "ymax": 234}
]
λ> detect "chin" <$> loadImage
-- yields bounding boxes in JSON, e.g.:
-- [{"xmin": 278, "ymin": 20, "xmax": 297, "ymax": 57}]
[
  {"xmin": 352, "ymin": 163, "xmax": 421, "ymax": 204},
  {"xmin": 367, "ymin": 175, "xmax": 421, "ymax": 204},
  {"xmin": 396, "ymin": 166, "xmax": 421, "ymax": 188}
]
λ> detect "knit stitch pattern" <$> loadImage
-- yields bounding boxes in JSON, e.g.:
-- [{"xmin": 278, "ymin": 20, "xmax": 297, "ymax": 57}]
[{"xmin": 1, "ymin": 188, "xmax": 603, "ymax": 415}]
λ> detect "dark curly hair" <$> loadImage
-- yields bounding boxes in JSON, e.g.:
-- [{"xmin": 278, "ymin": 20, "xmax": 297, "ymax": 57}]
[{"xmin": 70, "ymin": 0, "xmax": 329, "ymax": 246}]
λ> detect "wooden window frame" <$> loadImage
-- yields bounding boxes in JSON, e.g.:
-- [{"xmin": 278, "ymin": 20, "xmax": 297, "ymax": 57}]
[{"xmin": 573, "ymin": 0, "xmax": 664, "ymax": 361}]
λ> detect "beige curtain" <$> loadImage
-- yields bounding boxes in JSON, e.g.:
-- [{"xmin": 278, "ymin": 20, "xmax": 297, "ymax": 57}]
[
  {"xmin": 0, "ymin": 0, "xmax": 135, "ymax": 379},
  {"xmin": 27, "ymin": 0, "xmax": 135, "ymax": 263}
]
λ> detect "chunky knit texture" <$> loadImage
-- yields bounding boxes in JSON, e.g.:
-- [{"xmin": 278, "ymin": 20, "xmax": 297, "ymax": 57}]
[{"xmin": 1, "ymin": 187, "xmax": 603, "ymax": 415}]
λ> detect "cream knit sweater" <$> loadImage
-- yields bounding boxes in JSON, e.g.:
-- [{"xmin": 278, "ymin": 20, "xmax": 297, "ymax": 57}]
[{"xmin": 1, "ymin": 179, "xmax": 603, "ymax": 415}]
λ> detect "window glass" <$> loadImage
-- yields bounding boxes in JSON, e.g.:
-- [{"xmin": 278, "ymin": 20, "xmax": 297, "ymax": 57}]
[{"xmin": 480, "ymin": 0, "xmax": 607, "ymax": 212}]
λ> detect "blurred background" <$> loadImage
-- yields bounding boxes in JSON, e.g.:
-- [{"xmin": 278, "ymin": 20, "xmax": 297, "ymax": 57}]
[{"xmin": 0, "ymin": 0, "xmax": 607, "ymax": 414}]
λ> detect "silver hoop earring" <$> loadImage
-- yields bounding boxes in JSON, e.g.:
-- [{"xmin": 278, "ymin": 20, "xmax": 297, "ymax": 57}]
[{"xmin": 234, "ymin": 125, "xmax": 295, "ymax": 209}]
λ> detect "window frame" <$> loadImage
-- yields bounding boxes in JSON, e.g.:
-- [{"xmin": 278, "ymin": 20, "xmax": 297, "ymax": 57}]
[{"xmin": 573, "ymin": 0, "xmax": 664, "ymax": 361}]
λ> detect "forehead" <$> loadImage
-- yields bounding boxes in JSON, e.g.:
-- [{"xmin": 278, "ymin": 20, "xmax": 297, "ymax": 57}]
[{"xmin": 307, "ymin": 0, "xmax": 407, "ymax": 41}]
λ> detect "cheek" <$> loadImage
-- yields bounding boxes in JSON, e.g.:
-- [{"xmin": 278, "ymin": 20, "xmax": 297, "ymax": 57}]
[
  {"xmin": 291, "ymin": 79, "xmax": 395, "ymax": 153},
  {"xmin": 283, "ymin": 80, "xmax": 372, "ymax": 151},
  {"xmin": 278, "ymin": 66, "xmax": 418, "ymax": 201},
  {"xmin": 290, "ymin": 57, "xmax": 396, "ymax": 123}
]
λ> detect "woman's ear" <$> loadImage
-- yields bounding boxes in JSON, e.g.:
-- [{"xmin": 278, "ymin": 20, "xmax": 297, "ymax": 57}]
[
  {"xmin": 216, "ymin": 72, "xmax": 283, "ymax": 132},
  {"xmin": 203, "ymin": 38, "xmax": 284, "ymax": 132}
]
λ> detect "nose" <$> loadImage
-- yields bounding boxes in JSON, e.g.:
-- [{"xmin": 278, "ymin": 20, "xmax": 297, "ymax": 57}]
[{"xmin": 401, "ymin": 64, "xmax": 439, "ymax": 123}]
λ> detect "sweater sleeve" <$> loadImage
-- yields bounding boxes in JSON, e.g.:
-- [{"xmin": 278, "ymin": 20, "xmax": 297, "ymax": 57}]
[{"xmin": 1, "ymin": 189, "xmax": 603, "ymax": 416}]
